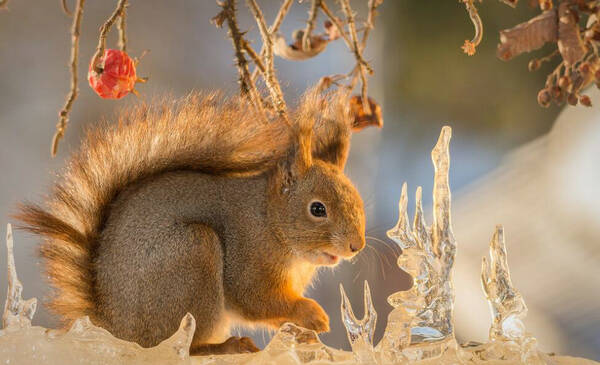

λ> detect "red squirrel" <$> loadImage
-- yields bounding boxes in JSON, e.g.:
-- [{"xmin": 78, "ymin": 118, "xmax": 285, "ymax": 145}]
[{"xmin": 16, "ymin": 89, "xmax": 368, "ymax": 355}]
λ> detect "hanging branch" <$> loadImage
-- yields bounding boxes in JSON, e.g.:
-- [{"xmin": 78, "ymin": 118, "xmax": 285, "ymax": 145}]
[
  {"xmin": 360, "ymin": 0, "xmax": 382, "ymax": 51},
  {"xmin": 213, "ymin": 0, "xmax": 264, "ymax": 114},
  {"xmin": 319, "ymin": 2, "xmax": 353, "ymax": 48},
  {"xmin": 250, "ymin": 0, "xmax": 294, "ymax": 82},
  {"xmin": 117, "ymin": 0, "xmax": 128, "ymax": 52},
  {"xmin": 246, "ymin": 0, "xmax": 288, "ymax": 120},
  {"xmin": 90, "ymin": 0, "xmax": 128, "ymax": 75},
  {"xmin": 340, "ymin": 0, "xmax": 373, "ymax": 114},
  {"xmin": 461, "ymin": 0, "xmax": 483, "ymax": 56},
  {"xmin": 52, "ymin": 0, "xmax": 85, "ymax": 157},
  {"xmin": 61, "ymin": 0, "xmax": 73, "ymax": 16},
  {"xmin": 302, "ymin": 0, "xmax": 321, "ymax": 51}
]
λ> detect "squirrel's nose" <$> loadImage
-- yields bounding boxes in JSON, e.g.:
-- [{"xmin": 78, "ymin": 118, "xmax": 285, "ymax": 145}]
[{"xmin": 350, "ymin": 239, "xmax": 365, "ymax": 253}]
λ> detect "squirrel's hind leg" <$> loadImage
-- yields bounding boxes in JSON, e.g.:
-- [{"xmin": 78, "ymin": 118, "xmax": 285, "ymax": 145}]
[{"xmin": 94, "ymin": 222, "xmax": 228, "ymax": 348}]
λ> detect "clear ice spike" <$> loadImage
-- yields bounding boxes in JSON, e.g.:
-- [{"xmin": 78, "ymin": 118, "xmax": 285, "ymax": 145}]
[
  {"xmin": 340, "ymin": 281, "xmax": 377, "ymax": 363},
  {"xmin": 481, "ymin": 225, "xmax": 527, "ymax": 341},
  {"xmin": 2, "ymin": 223, "xmax": 37, "ymax": 330}
]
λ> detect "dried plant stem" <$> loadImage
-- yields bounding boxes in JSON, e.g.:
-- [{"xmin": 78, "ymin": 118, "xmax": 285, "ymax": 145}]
[
  {"xmin": 219, "ymin": 0, "xmax": 264, "ymax": 115},
  {"xmin": 52, "ymin": 0, "xmax": 85, "ymax": 157},
  {"xmin": 117, "ymin": 0, "xmax": 128, "ymax": 52},
  {"xmin": 302, "ymin": 0, "xmax": 321, "ymax": 51},
  {"xmin": 90, "ymin": 0, "xmax": 128, "ymax": 74},
  {"xmin": 250, "ymin": 0, "xmax": 294, "ymax": 82},
  {"xmin": 242, "ymin": 40, "xmax": 266, "ymax": 74},
  {"xmin": 61, "ymin": 0, "xmax": 73, "ymax": 15},
  {"xmin": 319, "ymin": 2, "xmax": 353, "ymax": 49},
  {"xmin": 361, "ymin": 0, "xmax": 381, "ymax": 51},
  {"xmin": 246, "ymin": 0, "xmax": 288, "ymax": 119},
  {"xmin": 340, "ymin": 0, "xmax": 372, "ymax": 113}
]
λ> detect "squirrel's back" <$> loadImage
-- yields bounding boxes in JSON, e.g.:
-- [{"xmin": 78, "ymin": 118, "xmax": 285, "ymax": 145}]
[{"xmin": 15, "ymin": 92, "xmax": 296, "ymax": 325}]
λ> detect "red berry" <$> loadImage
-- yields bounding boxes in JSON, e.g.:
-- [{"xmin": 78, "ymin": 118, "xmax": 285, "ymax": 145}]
[{"xmin": 88, "ymin": 49, "xmax": 137, "ymax": 99}]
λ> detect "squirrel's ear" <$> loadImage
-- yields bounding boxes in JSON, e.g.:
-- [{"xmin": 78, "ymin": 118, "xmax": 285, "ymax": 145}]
[{"xmin": 274, "ymin": 118, "xmax": 313, "ymax": 193}]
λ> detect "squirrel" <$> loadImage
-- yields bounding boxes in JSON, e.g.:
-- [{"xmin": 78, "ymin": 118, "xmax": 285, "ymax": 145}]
[{"xmin": 15, "ymin": 89, "xmax": 369, "ymax": 355}]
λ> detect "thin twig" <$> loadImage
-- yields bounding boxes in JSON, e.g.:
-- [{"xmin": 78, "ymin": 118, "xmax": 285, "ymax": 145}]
[
  {"xmin": 319, "ymin": 1, "xmax": 353, "ymax": 49},
  {"xmin": 117, "ymin": 0, "xmax": 128, "ymax": 52},
  {"xmin": 250, "ymin": 0, "xmax": 294, "ymax": 82},
  {"xmin": 52, "ymin": 0, "xmax": 85, "ymax": 157},
  {"xmin": 218, "ymin": 0, "xmax": 264, "ymax": 115},
  {"xmin": 61, "ymin": 0, "xmax": 73, "ymax": 16},
  {"xmin": 90, "ymin": 0, "xmax": 128, "ymax": 74},
  {"xmin": 242, "ymin": 39, "xmax": 266, "ymax": 74},
  {"xmin": 340, "ymin": 0, "xmax": 372, "ymax": 113},
  {"xmin": 360, "ymin": 0, "xmax": 382, "ymax": 51},
  {"xmin": 246, "ymin": 0, "xmax": 288, "ymax": 120},
  {"xmin": 302, "ymin": 0, "xmax": 321, "ymax": 51}
]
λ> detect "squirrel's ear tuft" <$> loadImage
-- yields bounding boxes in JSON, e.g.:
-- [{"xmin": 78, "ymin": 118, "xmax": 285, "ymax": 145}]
[{"xmin": 297, "ymin": 87, "xmax": 352, "ymax": 170}]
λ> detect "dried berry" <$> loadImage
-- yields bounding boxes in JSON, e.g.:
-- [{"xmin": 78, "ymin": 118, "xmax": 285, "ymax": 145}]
[
  {"xmin": 567, "ymin": 93, "xmax": 578, "ymax": 105},
  {"xmin": 528, "ymin": 59, "xmax": 541, "ymax": 71},
  {"xmin": 580, "ymin": 94, "xmax": 592, "ymax": 106},
  {"xmin": 88, "ymin": 49, "xmax": 137, "ymax": 99},
  {"xmin": 558, "ymin": 76, "xmax": 571, "ymax": 88},
  {"xmin": 579, "ymin": 62, "xmax": 591, "ymax": 74},
  {"xmin": 537, "ymin": 88, "xmax": 552, "ymax": 107}
]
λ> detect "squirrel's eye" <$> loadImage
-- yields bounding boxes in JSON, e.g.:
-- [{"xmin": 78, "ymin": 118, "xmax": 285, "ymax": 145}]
[{"xmin": 309, "ymin": 201, "xmax": 327, "ymax": 218}]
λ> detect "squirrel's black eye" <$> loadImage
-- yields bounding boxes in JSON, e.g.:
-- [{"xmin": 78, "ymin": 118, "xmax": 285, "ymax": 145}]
[{"xmin": 310, "ymin": 201, "xmax": 327, "ymax": 218}]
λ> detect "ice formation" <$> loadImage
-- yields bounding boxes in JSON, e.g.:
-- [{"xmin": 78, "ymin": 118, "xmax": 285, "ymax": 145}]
[{"xmin": 1, "ymin": 127, "xmax": 598, "ymax": 365}]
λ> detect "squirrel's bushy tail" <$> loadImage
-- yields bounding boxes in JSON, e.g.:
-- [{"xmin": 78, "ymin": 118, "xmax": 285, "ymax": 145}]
[{"xmin": 14, "ymin": 92, "xmax": 294, "ymax": 325}]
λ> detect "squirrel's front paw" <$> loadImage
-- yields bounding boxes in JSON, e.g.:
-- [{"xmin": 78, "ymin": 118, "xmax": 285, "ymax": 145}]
[{"xmin": 291, "ymin": 298, "xmax": 330, "ymax": 333}]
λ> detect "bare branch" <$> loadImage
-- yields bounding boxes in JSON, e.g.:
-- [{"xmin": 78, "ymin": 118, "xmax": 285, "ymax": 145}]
[
  {"xmin": 242, "ymin": 39, "xmax": 266, "ymax": 74},
  {"xmin": 340, "ymin": 0, "xmax": 372, "ymax": 113},
  {"xmin": 61, "ymin": 0, "xmax": 73, "ymax": 16},
  {"xmin": 90, "ymin": 0, "xmax": 128, "ymax": 74},
  {"xmin": 117, "ymin": 0, "xmax": 128, "ymax": 52},
  {"xmin": 302, "ymin": 0, "xmax": 321, "ymax": 51},
  {"xmin": 361, "ymin": 0, "xmax": 382, "ymax": 51},
  {"xmin": 246, "ymin": 0, "xmax": 288, "ymax": 120},
  {"xmin": 340, "ymin": 0, "xmax": 374, "ymax": 75},
  {"xmin": 52, "ymin": 0, "xmax": 85, "ymax": 157},
  {"xmin": 319, "ymin": 2, "xmax": 352, "ymax": 49},
  {"xmin": 214, "ymin": 0, "xmax": 264, "ymax": 115},
  {"xmin": 250, "ymin": 0, "xmax": 294, "ymax": 82}
]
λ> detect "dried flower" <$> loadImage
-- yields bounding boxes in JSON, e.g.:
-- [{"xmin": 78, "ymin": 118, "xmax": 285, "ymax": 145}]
[{"xmin": 349, "ymin": 95, "xmax": 383, "ymax": 131}]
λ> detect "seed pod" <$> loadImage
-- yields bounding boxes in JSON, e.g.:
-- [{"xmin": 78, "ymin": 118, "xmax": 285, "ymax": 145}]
[
  {"xmin": 579, "ymin": 62, "xmax": 591, "ymax": 74},
  {"xmin": 528, "ymin": 59, "xmax": 541, "ymax": 71},
  {"xmin": 537, "ymin": 88, "xmax": 552, "ymax": 107},
  {"xmin": 551, "ymin": 85, "xmax": 562, "ymax": 99},
  {"xmin": 88, "ymin": 49, "xmax": 137, "ymax": 99},
  {"xmin": 580, "ymin": 95, "xmax": 592, "ymax": 107},
  {"xmin": 567, "ymin": 93, "xmax": 578, "ymax": 105}
]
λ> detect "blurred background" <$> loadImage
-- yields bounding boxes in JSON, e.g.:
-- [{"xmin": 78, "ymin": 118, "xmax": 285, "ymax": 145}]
[{"xmin": 0, "ymin": 0, "xmax": 598, "ymax": 360}]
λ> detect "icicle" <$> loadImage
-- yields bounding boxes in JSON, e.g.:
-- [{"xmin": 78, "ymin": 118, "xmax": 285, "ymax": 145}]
[
  {"xmin": 386, "ymin": 182, "xmax": 415, "ymax": 249},
  {"xmin": 340, "ymin": 281, "xmax": 377, "ymax": 363},
  {"xmin": 155, "ymin": 313, "xmax": 195, "ymax": 360},
  {"xmin": 481, "ymin": 226, "xmax": 527, "ymax": 341},
  {"xmin": 2, "ymin": 223, "xmax": 37, "ymax": 330}
]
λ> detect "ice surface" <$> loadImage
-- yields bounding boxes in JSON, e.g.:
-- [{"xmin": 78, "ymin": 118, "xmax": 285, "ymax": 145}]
[{"xmin": 1, "ymin": 128, "xmax": 599, "ymax": 364}]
